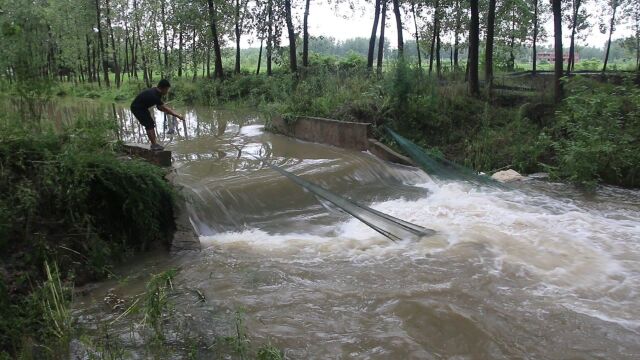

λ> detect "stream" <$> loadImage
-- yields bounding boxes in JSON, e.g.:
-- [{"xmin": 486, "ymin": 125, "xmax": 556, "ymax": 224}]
[{"xmin": 70, "ymin": 103, "xmax": 640, "ymax": 359}]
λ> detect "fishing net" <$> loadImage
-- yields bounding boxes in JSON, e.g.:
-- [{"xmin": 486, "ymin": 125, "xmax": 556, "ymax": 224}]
[
  {"xmin": 265, "ymin": 162, "xmax": 435, "ymax": 242},
  {"xmin": 384, "ymin": 126, "xmax": 504, "ymax": 189}
]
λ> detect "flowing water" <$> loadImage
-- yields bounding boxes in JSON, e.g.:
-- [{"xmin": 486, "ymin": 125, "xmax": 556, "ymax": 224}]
[{"xmin": 73, "ymin": 105, "xmax": 640, "ymax": 359}]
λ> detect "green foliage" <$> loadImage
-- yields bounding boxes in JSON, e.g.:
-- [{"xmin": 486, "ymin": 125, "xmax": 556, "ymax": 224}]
[
  {"xmin": 551, "ymin": 77, "xmax": 640, "ymax": 187},
  {"xmin": 0, "ymin": 115, "xmax": 176, "ymax": 356}
]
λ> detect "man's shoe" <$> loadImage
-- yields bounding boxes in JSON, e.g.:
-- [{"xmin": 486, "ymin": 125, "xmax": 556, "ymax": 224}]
[{"xmin": 150, "ymin": 143, "xmax": 164, "ymax": 151}]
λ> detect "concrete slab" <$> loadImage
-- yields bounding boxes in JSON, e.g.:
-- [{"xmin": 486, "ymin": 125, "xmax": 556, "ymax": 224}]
[
  {"xmin": 368, "ymin": 139, "xmax": 416, "ymax": 166},
  {"xmin": 123, "ymin": 143, "xmax": 172, "ymax": 167},
  {"xmin": 270, "ymin": 115, "xmax": 370, "ymax": 151}
]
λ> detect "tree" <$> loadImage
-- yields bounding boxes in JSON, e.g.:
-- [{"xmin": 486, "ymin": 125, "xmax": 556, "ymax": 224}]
[
  {"xmin": 94, "ymin": 0, "xmax": 110, "ymax": 87},
  {"xmin": 485, "ymin": 0, "xmax": 497, "ymax": 89},
  {"xmin": 392, "ymin": 0, "xmax": 403, "ymax": 58},
  {"xmin": 469, "ymin": 0, "xmax": 480, "ymax": 96},
  {"xmin": 207, "ymin": 0, "xmax": 224, "ymax": 79},
  {"xmin": 284, "ymin": 0, "xmax": 297, "ymax": 73},
  {"xmin": 602, "ymin": 0, "xmax": 623, "ymax": 72},
  {"xmin": 411, "ymin": 0, "xmax": 422, "ymax": 69},
  {"xmin": 552, "ymin": 0, "xmax": 563, "ymax": 102},
  {"xmin": 303, "ymin": 0, "xmax": 312, "ymax": 67},
  {"xmin": 377, "ymin": 0, "xmax": 388, "ymax": 72},
  {"xmin": 367, "ymin": 0, "xmax": 382, "ymax": 69}
]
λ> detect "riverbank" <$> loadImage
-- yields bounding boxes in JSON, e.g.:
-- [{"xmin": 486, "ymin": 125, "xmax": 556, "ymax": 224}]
[
  {"xmin": 17, "ymin": 65, "xmax": 639, "ymax": 188},
  {"xmin": 0, "ymin": 116, "xmax": 176, "ymax": 357}
]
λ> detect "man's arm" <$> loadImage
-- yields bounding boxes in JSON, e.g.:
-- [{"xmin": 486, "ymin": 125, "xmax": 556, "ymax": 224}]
[{"xmin": 158, "ymin": 104, "xmax": 185, "ymax": 121}]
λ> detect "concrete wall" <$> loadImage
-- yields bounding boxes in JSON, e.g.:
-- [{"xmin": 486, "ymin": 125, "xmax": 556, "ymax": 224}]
[
  {"xmin": 123, "ymin": 143, "xmax": 172, "ymax": 167},
  {"xmin": 269, "ymin": 115, "xmax": 418, "ymax": 167},
  {"xmin": 270, "ymin": 115, "xmax": 370, "ymax": 151}
]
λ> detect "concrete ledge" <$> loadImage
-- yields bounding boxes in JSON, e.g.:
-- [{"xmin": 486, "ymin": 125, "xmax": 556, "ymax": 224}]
[
  {"xmin": 166, "ymin": 171, "xmax": 201, "ymax": 252},
  {"xmin": 270, "ymin": 115, "xmax": 370, "ymax": 151},
  {"xmin": 123, "ymin": 143, "xmax": 172, "ymax": 167},
  {"xmin": 368, "ymin": 139, "xmax": 416, "ymax": 166}
]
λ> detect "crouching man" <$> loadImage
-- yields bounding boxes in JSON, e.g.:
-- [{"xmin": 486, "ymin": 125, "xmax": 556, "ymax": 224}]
[{"xmin": 130, "ymin": 79, "xmax": 185, "ymax": 150}]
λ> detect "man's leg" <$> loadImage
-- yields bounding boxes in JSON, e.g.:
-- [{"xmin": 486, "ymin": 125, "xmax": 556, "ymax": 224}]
[{"xmin": 146, "ymin": 127, "xmax": 158, "ymax": 145}]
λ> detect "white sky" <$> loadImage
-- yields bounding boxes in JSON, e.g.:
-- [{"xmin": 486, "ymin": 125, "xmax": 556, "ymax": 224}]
[{"xmin": 244, "ymin": 0, "xmax": 635, "ymax": 50}]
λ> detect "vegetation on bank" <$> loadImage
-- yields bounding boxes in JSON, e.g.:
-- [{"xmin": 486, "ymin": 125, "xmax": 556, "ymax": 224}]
[{"xmin": 0, "ymin": 116, "xmax": 176, "ymax": 357}]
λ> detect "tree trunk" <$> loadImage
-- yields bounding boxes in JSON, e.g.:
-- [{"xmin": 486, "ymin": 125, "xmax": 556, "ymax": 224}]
[
  {"xmin": 436, "ymin": 26, "xmax": 441, "ymax": 76},
  {"xmin": 532, "ymin": 0, "xmax": 539, "ymax": 75},
  {"xmin": 85, "ymin": 35, "xmax": 93, "ymax": 82},
  {"xmin": 192, "ymin": 28, "xmax": 198, "ymax": 80},
  {"xmin": 602, "ymin": 2, "xmax": 618, "ymax": 73},
  {"xmin": 105, "ymin": 0, "xmax": 120, "ymax": 87},
  {"xmin": 178, "ymin": 28, "xmax": 183, "ymax": 77},
  {"xmin": 377, "ymin": 0, "xmax": 387, "ymax": 72},
  {"xmin": 207, "ymin": 0, "xmax": 225, "ymax": 79},
  {"xmin": 257, "ymin": 39, "xmax": 264, "ymax": 75},
  {"xmin": 428, "ymin": 0, "xmax": 439, "ymax": 74},
  {"xmin": 235, "ymin": 0, "xmax": 242, "ymax": 74},
  {"xmin": 469, "ymin": 0, "xmax": 480, "ymax": 96},
  {"xmin": 411, "ymin": 1, "xmax": 421, "ymax": 68},
  {"xmin": 485, "ymin": 0, "xmax": 496, "ymax": 90},
  {"xmin": 552, "ymin": 0, "xmax": 563, "ymax": 102},
  {"xmin": 161, "ymin": 0, "xmax": 169, "ymax": 72},
  {"xmin": 284, "ymin": 0, "xmax": 298, "ymax": 73},
  {"xmin": 392, "ymin": 0, "xmax": 403, "ymax": 58},
  {"xmin": 94, "ymin": 0, "xmax": 110, "ymax": 87},
  {"xmin": 267, "ymin": 0, "xmax": 273, "ymax": 76},
  {"xmin": 124, "ymin": 24, "xmax": 130, "ymax": 79},
  {"xmin": 453, "ymin": 0, "xmax": 461, "ymax": 71},
  {"xmin": 133, "ymin": 0, "xmax": 149, "ymax": 86},
  {"xmin": 367, "ymin": 0, "xmax": 382, "ymax": 69},
  {"xmin": 303, "ymin": 0, "xmax": 311, "ymax": 67},
  {"xmin": 567, "ymin": 0, "xmax": 581, "ymax": 75}
]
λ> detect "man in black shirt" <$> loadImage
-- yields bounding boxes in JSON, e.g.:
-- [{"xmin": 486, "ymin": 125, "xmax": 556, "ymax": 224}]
[{"xmin": 130, "ymin": 79, "xmax": 184, "ymax": 150}]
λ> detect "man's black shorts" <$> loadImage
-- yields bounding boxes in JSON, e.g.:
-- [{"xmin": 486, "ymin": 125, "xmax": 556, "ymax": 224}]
[{"xmin": 131, "ymin": 107, "xmax": 155, "ymax": 130}]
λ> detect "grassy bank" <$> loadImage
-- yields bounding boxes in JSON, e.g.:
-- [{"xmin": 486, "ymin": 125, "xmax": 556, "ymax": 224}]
[{"xmin": 0, "ymin": 115, "xmax": 176, "ymax": 357}]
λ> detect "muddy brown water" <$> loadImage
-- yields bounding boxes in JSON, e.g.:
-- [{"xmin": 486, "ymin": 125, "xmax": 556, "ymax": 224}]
[{"xmin": 69, "ymin": 104, "xmax": 640, "ymax": 359}]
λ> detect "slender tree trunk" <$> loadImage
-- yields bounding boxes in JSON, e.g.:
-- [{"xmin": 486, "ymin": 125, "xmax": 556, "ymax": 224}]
[
  {"xmin": 392, "ymin": 0, "xmax": 403, "ymax": 58},
  {"xmin": 377, "ymin": 0, "xmax": 388, "ymax": 72},
  {"xmin": 552, "ymin": 0, "xmax": 564, "ymax": 102},
  {"xmin": 453, "ymin": 0, "xmax": 461, "ymax": 71},
  {"xmin": 207, "ymin": 0, "xmax": 225, "ymax": 79},
  {"xmin": 436, "ymin": 27, "xmax": 441, "ymax": 76},
  {"xmin": 469, "ymin": 0, "xmax": 480, "ymax": 96},
  {"xmin": 411, "ymin": 1, "xmax": 421, "ymax": 68},
  {"xmin": 235, "ymin": 0, "xmax": 242, "ymax": 74},
  {"xmin": 567, "ymin": 0, "xmax": 581, "ymax": 75},
  {"xmin": 192, "ymin": 28, "xmax": 198, "ymax": 80},
  {"xmin": 178, "ymin": 28, "xmax": 184, "ymax": 77},
  {"xmin": 532, "ymin": 0, "xmax": 539, "ymax": 75},
  {"xmin": 284, "ymin": 0, "xmax": 298, "ymax": 73},
  {"xmin": 485, "ymin": 0, "xmax": 496, "ymax": 90},
  {"xmin": 124, "ymin": 24, "xmax": 130, "ymax": 79},
  {"xmin": 303, "ymin": 0, "xmax": 311, "ymax": 67},
  {"xmin": 161, "ymin": 0, "xmax": 169, "ymax": 72},
  {"xmin": 367, "ymin": 0, "xmax": 382, "ymax": 69},
  {"xmin": 429, "ymin": 0, "xmax": 439, "ymax": 74},
  {"xmin": 267, "ymin": 0, "xmax": 273, "ymax": 76},
  {"xmin": 85, "ymin": 34, "xmax": 93, "ymax": 82},
  {"xmin": 133, "ymin": 0, "xmax": 149, "ymax": 86},
  {"xmin": 94, "ymin": 0, "xmax": 110, "ymax": 87},
  {"xmin": 602, "ymin": 2, "xmax": 618, "ymax": 73},
  {"xmin": 105, "ymin": 0, "xmax": 120, "ymax": 87},
  {"xmin": 257, "ymin": 39, "xmax": 264, "ymax": 75}
]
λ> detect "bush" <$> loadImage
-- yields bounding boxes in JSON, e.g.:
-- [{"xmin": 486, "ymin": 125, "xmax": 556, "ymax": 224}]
[
  {"xmin": 0, "ymin": 115, "xmax": 176, "ymax": 355},
  {"xmin": 551, "ymin": 77, "xmax": 640, "ymax": 187}
]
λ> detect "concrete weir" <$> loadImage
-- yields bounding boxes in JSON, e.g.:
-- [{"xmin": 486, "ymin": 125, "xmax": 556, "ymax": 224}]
[
  {"xmin": 121, "ymin": 143, "xmax": 200, "ymax": 252},
  {"xmin": 122, "ymin": 143, "xmax": 172, "ymax": 167},
  {"xmin": 269, "ymin": 115, "xmax": 415, "ymax": 166}
]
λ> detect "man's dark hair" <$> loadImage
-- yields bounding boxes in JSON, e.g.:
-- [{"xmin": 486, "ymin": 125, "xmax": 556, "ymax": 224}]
[{"xmin": 158, "ymin": 79, "xmax": 171, "ymax": 88}]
